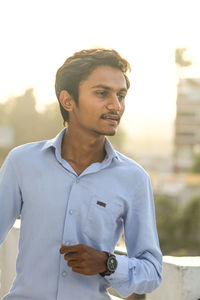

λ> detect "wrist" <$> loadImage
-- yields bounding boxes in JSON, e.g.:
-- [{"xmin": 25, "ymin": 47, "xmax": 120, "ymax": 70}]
[{"xmin": 99, "ymin": 251, "xmax": 108, "ymax": 273}]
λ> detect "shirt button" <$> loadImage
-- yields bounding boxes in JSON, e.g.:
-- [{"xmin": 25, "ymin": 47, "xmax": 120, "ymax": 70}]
[
  {"xmin": 76, "ymin": 178, "xmax": 80, "ymax": 183},
  {"xmin": 62, "ymin": 271, "xmax": 67, "ymax": 277},
  {"xmin": 69, "ymin": 210, "xmax": 73, "ymax": 215}
]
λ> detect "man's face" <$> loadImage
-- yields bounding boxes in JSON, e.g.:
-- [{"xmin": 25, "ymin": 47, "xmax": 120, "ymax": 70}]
[{"xmin": 70, "ymin": 65, "xmax": 128, "ymax": 136}]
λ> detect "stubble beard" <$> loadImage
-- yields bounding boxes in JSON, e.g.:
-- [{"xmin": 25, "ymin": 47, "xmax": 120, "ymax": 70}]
[
  {"xmin": 93, "ymin": 122, "xmax": 119, "ymax": 136},
  {"xmin": 94, "ymin": 131, "xmax": 116, "ymax": 136},
  {"xmin": 93, "ymin": 128, "xmax": 117, "ymax": 136}
]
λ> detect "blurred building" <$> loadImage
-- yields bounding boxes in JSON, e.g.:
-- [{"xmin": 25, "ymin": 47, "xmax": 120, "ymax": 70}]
[
  {"xmin": 150, "ymin": 172, "xmax": 200, "ymax": 207},
  {"xmin": 174, "ymin": 78, "xmax": 200, "ymax": 172}
]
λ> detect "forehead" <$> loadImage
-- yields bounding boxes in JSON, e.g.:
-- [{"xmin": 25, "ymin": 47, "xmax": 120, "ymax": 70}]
[{"xmin": 80, "ymin": 65, "xmax": 127, "ymax": 90}]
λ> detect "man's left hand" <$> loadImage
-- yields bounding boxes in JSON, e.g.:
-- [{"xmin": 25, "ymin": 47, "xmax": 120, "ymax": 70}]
[{"xmin": 59, "ymin": 244, "xmax": 107, "ymax": 275}]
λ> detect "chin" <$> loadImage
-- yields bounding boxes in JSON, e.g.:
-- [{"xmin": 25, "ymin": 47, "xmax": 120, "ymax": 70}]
[
  {"xmin": 94, "ymin": 130, "xmax": 116, "ymax": 136},
  {"xmin": 105, "ymin": 127, "xmax": 118, "ymax": 136},
  {"xmin": 94, "ymin": 126, "xmax": 118, "ymax": 136},
  {"xmin": 105, "ymin": 132, "xmax": 116, "ymax": 136}
]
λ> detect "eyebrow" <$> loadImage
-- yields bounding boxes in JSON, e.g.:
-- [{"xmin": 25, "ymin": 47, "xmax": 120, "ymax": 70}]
[{"xmin": 91, "ymin": 84, "xmax": 127, "ymax": 93}]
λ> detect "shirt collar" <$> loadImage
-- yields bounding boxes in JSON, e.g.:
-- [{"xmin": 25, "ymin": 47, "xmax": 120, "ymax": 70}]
[
  {"xmin": 104, "ymin": 137, "xmax": 121, "ymax": 162},
  {"xmin": 42, "ymin": 128, "xmax": 121, "ymax": 162},
  {"xmin": 41, "ymin": 128, "xmax": 66, "ymax": 152}
]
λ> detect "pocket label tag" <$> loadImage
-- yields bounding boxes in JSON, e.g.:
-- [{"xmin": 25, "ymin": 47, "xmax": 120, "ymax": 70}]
[{"xmin": 96, "ymin": 201, "xmax": 106, "ymax": 208}]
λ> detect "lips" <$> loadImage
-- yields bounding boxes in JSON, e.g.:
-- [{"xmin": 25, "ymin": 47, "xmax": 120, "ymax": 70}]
[{"xmin": 101, "ymin": 114, "xmax": 120, "ymax": 121}]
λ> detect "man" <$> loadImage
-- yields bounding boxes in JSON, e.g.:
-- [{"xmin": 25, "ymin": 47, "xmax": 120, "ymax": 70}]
[{"xmin": 0, "ymin": 49, "xmax": 162, "ymax": 300}]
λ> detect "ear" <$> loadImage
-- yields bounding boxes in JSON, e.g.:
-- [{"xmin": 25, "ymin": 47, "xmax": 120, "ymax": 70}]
[{"xmin": 59, "ymin": 90, "xmax": 74, "ymax": 112}]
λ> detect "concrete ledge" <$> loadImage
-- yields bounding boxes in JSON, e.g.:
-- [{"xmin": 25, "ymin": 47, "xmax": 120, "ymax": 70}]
[
  {"xmin": 0, "ymin": 220, "xmax": 20, "ymax": 299},
  {"xmin": 146, "ymin": 256, "xmax": 200, "ymax": 300}
]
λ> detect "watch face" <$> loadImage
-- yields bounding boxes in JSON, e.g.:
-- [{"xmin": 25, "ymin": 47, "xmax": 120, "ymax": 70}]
[{"xmin": 107, "ymin": 256, "xmax": 118, "ymax": 272}]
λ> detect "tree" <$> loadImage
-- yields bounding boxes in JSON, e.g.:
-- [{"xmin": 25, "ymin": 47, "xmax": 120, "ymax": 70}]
[
  {"xmin": 3, "ymin": 88, "xmax": 42, "ymax": 146},
  {"xmin": 175, "ymin": 48, "xmax": 192, "ymax": 67},
  {"xmin": 190, "ymin": 153, "xmax": 200, "ymax": 173},
  {"xmin": 181, "ymin": 195, "xmax": 200, "ymax": 252},
  {"xmin": 154, "ymin": 194, "xmax": 181, "ymax": 254},
  {"xmin": 38, "ymin": 101, "xmax": 63, "ymax": 139},
  {"xmin": 0, "ymin": 103, "xmax": 7, "ymax": 125}
]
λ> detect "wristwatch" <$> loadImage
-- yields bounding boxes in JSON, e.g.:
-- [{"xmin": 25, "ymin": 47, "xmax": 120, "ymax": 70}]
[{"xmin": 99, "ymin": 252, "xmax": 118, "ymax": 277}]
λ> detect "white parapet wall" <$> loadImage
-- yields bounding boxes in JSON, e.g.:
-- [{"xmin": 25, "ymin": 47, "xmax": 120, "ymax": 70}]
[
  {"xmin": 146, "ymin": 256, "xmax": 200, "ymax": 300},
  {"xmin": 0, "ymin": 220, "xmax": 20, "ymax": 299}
]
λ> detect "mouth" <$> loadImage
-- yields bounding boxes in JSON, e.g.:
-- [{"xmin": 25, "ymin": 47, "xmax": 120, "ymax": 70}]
[{"xmin": 100, "ymin": 114, "xmax": 120, "ymax": 122}]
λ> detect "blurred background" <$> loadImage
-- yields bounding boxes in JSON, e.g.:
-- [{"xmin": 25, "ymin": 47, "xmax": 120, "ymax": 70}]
[{"xmin": 0, "ymin": 0, "xmax": 200, "ymax": 257}]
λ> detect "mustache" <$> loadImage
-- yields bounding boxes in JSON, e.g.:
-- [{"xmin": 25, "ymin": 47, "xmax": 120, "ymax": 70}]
[{"xmin": 101, "ymin": 111, "xmax": 120, "ymax": 120}]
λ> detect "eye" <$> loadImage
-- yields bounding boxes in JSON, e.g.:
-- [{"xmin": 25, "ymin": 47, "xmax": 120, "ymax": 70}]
[
  {"xmin": 95, "ymin": 90, "xmax": 108, "ymax": 97},
  {"xmin": 117, "ymin": 93, "xmax": 126, "ymax": 101}
]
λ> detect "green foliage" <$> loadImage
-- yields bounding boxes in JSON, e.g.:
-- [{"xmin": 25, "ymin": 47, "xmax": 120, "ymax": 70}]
[
  {"xmin": 155, "ymin": 193, "xmax": 200, "ymax": 255},
  {"xmin": 181, "ymin": 195, "xmax": 200, "ymax": 251},
  {"xmin": 155, "ymin": 194, "xmax": 181, "ymax": 254},
  {"xmin": 190, "ymin": 154, "xmax": 200, "ymax": 173}
]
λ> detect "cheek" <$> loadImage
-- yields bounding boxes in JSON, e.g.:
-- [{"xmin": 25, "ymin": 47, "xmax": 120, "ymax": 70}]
[
  {"xmin": 83, "ymin": 103, "xmax": 102, "ymax": 117},
  {"xmin": 80, "ymin": 107, "xmax": 100, "ymax": 123},
  {"xmin": 120, "ymin": 103, "xmax": 125, "ymax": 114}
]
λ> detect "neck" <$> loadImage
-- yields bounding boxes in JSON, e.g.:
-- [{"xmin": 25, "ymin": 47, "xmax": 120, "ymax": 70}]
[{"xmin": 61, "ymin": 126, "xmax": 106, "ymax": 175}]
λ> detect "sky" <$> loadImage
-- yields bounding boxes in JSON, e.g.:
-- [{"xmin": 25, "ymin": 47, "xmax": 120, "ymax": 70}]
[{"xmin": 0, "ymin": 0, "xmax": 200, "ymax": 154}]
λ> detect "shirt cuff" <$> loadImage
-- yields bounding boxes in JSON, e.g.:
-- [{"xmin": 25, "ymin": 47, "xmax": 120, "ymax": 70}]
[{"xmin": 104, "ymin": 254, "xmax": 134, "ymax": 284}]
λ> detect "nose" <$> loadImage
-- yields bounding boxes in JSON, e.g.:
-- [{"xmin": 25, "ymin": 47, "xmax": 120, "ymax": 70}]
[{"xmin": 106, "ymin": 94, "xmax": 121, "ymax": 111}]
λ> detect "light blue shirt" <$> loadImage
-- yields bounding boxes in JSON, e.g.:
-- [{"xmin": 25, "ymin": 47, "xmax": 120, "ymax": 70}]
[{"xmin": 0, "ymin": 128, "xmax": 162, "ymax": 300}]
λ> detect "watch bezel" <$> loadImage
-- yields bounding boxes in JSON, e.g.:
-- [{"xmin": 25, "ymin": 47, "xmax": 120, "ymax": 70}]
[
  {"xmin": 107, "ymin": 254, "xmax": 118, "ymax": 272},
  {"xmin": 99, "ymin": 252, "xmax": 118, "ymax": 277}
]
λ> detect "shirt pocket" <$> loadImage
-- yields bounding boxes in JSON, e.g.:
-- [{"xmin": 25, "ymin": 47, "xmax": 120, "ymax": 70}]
[{"xmin": 83, "ymin": 194, "xmax": 123, "ymax": 247}]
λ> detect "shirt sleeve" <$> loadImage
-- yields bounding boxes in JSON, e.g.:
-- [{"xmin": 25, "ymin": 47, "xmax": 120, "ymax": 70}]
[
  {"xmin": 0, "ymin": 151, "xmax": 22, "ymax": 245},
  {"xmin": 104, "ymin": 174, "xmax": 162, "ymax": 297}
]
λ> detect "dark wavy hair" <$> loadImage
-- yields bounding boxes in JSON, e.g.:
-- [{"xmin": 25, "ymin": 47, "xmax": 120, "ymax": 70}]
[{"xmin": 55, "ymin": 48, "xmax": 131, "ymax": 122}]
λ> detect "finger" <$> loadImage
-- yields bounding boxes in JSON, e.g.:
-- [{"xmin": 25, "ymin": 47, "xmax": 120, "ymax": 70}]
[
  {"xmin": 60, "ymin": 244, "xmax": 80, "ymax": 255},
  {"xmin": 60, "ymin": 244, "xmax": 83, "ymax": 254},
  {"xmin": 64, "ymin": 252, "xmax": 81, "ymax": 260},
  {"xmin": 71, "ymin": 266, "xmax": 84, "ymax": 274},
  {"xmin": 64, "ymin": 244, "xmax": 84, "ymax": 252},
  {"xmin": 67, "ymin": 259, "xmax": 83, "ymax": 267},
  {"xmin": 60, "ymin": 244, "xmax": 69, "ymax": 254}
]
